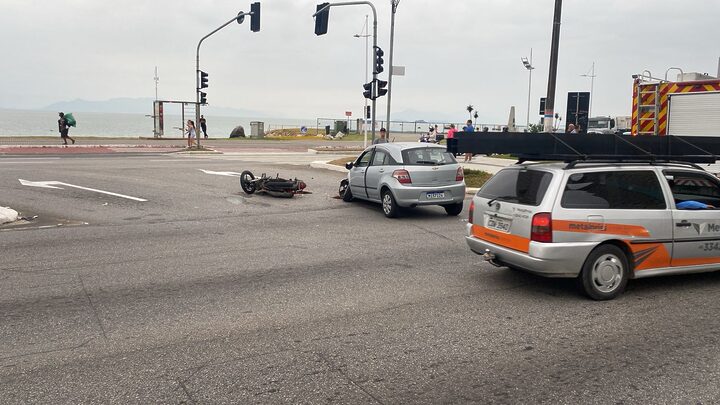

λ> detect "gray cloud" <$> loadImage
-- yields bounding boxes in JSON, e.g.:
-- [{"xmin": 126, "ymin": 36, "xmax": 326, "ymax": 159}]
[{"xmin": 1, "ymin": 0, "xmax": 718, "ymax": 123}]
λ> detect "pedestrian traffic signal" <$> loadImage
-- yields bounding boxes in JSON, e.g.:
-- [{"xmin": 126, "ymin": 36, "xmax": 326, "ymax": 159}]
[
  {"xmin": 199, "ymin": 92, "xmax": 207, "ymax": 105},
  {"xmin": 250, "ymin": 2, "xmax": 261, "ymax": 32},
  {"xmin": 199, "ymin": 71, "xmax": 209, "ymax": 89},
  {"xmin": 374, "ymin": 46, "xmax": 384, "ymax": 74},
  {"xmin": 376, "ymin": 79, "xmax": 388, "ymax": 98},
  {"xmin": 314, "ymin": 3, "xmax": 330, "ymax": 36},
  {"xmin": 366, "ymin": 105, "xmax": 371, "ymax": 119},
  {"xmin": 363, "ymin": 82, "xmax": 373, "ymax": 100}
]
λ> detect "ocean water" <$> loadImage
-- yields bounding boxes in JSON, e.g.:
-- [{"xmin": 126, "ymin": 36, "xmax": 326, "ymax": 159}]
[{"xmin": 0, "ymin": 109, "xmax": 318, "ymax": 138}]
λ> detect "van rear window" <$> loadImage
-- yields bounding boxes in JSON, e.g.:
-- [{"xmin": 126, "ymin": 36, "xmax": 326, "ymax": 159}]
[{"xmin": 478, "ymin": 169, "xmax": 553, "ymax": 206}]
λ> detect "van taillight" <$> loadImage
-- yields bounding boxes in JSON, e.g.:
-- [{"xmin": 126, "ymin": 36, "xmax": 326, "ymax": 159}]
[
  {"xmin": 531, "ymin": 212, "xmax": 553, "ymax": 243},
  {"xmin": 456, "ymin": 167, "xmax": 464, "ymax": 181},
  {"xmin": 392, "ymin": 169, "xmax": 412, "ymax": 184},
  {"xmin": 469, "ymin": 200, "xmax": 475, "ymax": 224}
]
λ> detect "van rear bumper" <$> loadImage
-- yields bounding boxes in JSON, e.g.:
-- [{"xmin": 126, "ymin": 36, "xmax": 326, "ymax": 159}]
[{"xmin": 465, "ymin": 224, "xmax": 595, "ymax": 278}]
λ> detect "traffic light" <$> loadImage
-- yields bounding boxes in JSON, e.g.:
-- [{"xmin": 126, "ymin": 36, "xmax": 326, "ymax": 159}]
[
  {"xmin": 199, "ymin": 71, "xmax": 209, "ymax": 89},
  {"xmin": 374, "ymin": 46, "xmax": 384, "ymax": 74},
  {"xmin": 250, "ymin": 2, "xmax": 261, "ymax": 32},
  {"xmin": 363, "ymin": 82, "xmax": 373, "ymax": 99},
  {"xmin": 376, "ymin": 79, "xmax": 388, "ymax": 98},
  {"xmin": 199, "ymin": 91, "xmax": 207, "ymax": 105},
  {"xmin": 366, "ymin": 105, "xmax": 371, "ymax": 119},
  {"xmin": 314, "ymin": 3, "xmax": 330, "ymax": 36}
]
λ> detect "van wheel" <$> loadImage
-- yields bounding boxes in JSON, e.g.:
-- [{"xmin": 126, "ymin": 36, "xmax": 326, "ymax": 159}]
[
  {"xmin": 578, "ymin": 245, "xmax": 629, "ymax": 300},
  {"xmin": 444, "ymin": 202, "xmax": 463, "ymax": 216},
  {"xmin": 381, "ymin": 189, "xmax": 399, "ymax": 218}
]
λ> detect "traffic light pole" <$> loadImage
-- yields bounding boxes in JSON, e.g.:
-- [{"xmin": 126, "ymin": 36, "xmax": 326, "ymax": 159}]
[
  {"xmin": 544, "ymin": 0, "xmax": 563, "ymax": 133},
  {"xmin": 195, "ymin": 11, "xmax": 254, "ymax": 147},
  {"xmin": 314, "ymin": 2, "xmax": 378, "ymax": 142}
]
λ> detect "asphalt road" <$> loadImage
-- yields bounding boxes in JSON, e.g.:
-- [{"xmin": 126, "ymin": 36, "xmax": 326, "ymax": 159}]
[{"xmin": 2, "ymin": 152, "xmax": 720, "ymax": 404}]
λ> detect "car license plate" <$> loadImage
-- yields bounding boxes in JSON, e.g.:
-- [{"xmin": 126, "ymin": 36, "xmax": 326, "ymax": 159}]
[
  {"xmin": 426, "ymin": 191, "xmax": 445, "ymax": 199},
  {"xmin": 487, "ymin": 216, "xmax": 511, "ymax": 233}
]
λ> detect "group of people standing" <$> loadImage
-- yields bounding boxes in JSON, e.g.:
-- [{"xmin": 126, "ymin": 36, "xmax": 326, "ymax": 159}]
[{"xmin": 185, "ymin": 115, "xmax": 209, "ymax": 147}]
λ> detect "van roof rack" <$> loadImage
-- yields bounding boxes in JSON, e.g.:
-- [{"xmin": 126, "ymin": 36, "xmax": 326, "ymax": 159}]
[{"xmin": 447, "ymin": 132, "xmax": 720, "ymax": 165}]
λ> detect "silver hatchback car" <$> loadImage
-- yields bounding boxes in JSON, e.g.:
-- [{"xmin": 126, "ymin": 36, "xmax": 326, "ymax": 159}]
[{"xmin": 340, "ymin": 143, "xmax": 466, "ymax": 217}]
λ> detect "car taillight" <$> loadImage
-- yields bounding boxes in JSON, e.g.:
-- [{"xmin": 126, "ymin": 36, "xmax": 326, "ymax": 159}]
[
  {"xmin": 456, "ymin": 167, "xmax": 464, "ymax": 181},
  {"xmin": 531, "ymin": 212, "xmax": 553, "ymax": 243},
  {"xmin": 392, "ymin": 169, "xmax": 412, "ymax": 184},
  {"xmin": 469, "ymin": 200, "xmax": 475, "ymax": 224}
]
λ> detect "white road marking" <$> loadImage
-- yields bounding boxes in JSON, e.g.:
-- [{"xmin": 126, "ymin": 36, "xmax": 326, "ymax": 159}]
[{"xmin": 18, "ymin": 179, "xmax": 148, "ymax": 202}]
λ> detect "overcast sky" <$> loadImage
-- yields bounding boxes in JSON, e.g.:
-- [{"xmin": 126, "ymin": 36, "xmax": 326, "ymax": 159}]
[{"xmin": 1, "ymin": 0, "xmax": 719, "ymax": 123}]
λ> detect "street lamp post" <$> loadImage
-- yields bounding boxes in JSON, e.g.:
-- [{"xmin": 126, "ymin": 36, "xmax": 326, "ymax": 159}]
[
  {"xmin": 385, "ymin": 0, "xmax": 400, "ymax": 133},
  {"xmin": 521, "ymin": 49, "xmax": 534, "ymax": 128},
  {"xmin": 195, "ymin": 9, "xmax": 256, "ymax": 148},
  {"xmin": 354, "ymin": 15, "xmax": 370, "ymax": 147},
  {"xmin": 581, "ymin": 61, "xmax": 596, "ymax": 118},
  {"xmin": 314, "ymin": 1, "xmax": 379, "ymax": 142}
]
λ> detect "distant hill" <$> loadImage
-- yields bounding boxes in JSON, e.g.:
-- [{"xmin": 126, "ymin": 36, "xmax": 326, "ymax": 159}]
[{"xmin": 42, "ymin": 98, "xmax": 268, "ymax": 117}]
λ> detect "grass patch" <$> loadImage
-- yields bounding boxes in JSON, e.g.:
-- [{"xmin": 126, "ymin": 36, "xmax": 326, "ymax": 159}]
[{"xmin": 464, "ymin": 169, "xmax": 493, "ymax": 188}]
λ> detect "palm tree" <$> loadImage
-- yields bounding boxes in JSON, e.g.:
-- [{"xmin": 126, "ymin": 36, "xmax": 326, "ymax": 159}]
[
  {"xmin": 466, "ymin": 105, "xmax": 474, "ymax": 119},
  {"xmin": 473, "ymin": 111, "xmax": 479, "ymax": 126}
]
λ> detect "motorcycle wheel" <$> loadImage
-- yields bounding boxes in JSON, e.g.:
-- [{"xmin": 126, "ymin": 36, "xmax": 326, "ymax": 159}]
[
  {"xmin": 240, "ymin": 171, "xmax": 256, "ymax": 194},
  {"xmin": 339, "ymin": 179, "xmax": 353, "ymax": 202}
]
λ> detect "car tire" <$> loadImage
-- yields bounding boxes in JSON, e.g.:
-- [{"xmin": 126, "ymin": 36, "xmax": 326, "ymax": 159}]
[
  {"xmin": 240, "ymin": 170, "xmax": 256, "ymax": 194},
  {"xmin": 381, "ymin": 189, "xmax": 399, "ymax": 218},
  {"xmin": 577, "ymin": 244, "xmax": 629, "ymax": 300},
  {"xmin": 444, "ymin": 202, "xmax": 463, "ymax": 216},
  {"xmin": 339, "ymin": 179, "xmax": 353, "ymax": 202}
]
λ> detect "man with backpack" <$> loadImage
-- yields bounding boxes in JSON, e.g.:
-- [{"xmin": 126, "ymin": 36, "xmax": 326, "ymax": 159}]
[{"xmin": 58, "ymin": 112, "xmax": 75, "ymax": 145}]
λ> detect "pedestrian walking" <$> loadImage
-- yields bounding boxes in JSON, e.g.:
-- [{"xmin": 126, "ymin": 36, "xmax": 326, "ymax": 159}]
[
  {"xmin": 567, "ymin": 123, "xmax": 577, "ymax": 134},
  {"xmin": 462, "ymin": 120, "xmax": 475, "ymax": 162},
  {"xmin": 373, "ymin": 128, "xmax": 388, "ymax": 144},
  {"xmin": 199, "ymin": 115, "xmax": 208, "ymax": 138},
  {"xmin": 186, "ymin": 120, "xmax": 197, "ymax": 147},
  {"xmin": 58, "ymin": 112, "xmax": 75, "ymax": 145}
]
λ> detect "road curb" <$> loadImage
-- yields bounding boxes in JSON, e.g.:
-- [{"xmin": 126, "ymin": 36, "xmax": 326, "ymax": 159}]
[
  {"xmin": 0, "ymin": 207, "xmax": 19, "ymax": 224},
  {"xmin": 466, "ymin": 187, "xmax": 479, "ymax": 195}
]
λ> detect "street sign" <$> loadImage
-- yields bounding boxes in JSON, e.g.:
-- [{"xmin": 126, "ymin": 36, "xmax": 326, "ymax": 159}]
[
  {"xmin": 345, "ymin": 111, "xmax": 352, "ymax": 117},
  {"xmin": 566, "ymin": 92, "xmax": 590, "ymax": 131},
  {"xmin": 539, "ymin": 97, "xmax": 546, "ymax": 116}
]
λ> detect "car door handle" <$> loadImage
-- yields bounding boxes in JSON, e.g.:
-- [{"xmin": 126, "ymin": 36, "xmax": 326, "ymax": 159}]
[
  {"xmin": 378, "ymin": 169, "xmax": 385, "ymax": 173},
  {"xmin": 675, "ymin": 221, "xmax": 692, "ymax": 228}
]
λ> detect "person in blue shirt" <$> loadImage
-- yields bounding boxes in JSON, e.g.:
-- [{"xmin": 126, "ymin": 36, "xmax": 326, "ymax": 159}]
[{"xmin": 462, "ymin": 119, "xmax": 475, "ymax": 132}]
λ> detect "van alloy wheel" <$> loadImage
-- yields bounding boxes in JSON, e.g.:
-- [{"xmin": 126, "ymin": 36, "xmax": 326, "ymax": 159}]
[{"xmin": 591, "ymin": 254, "xmax": 623, "ymax": 293}]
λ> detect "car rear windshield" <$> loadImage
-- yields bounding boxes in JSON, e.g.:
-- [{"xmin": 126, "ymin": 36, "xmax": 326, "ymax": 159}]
[
  {"xmin": 478, "ymin": 169, "xmax": 553, "ymax": 206},
  {"xmin": 402, "ymin": 147, "xmax": 457, "ymax": 165}
]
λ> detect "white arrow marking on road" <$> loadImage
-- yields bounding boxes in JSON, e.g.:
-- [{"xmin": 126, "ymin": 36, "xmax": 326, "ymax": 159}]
[
  {"xmin": 18, "ymin": 179, "xmax": 148, "ymax": 202},
  {"xmin": 199, "ymin": 169, "xmax": 244, "ymax": 177}
]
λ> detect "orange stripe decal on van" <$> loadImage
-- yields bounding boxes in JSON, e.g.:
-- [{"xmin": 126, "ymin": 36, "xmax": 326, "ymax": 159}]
[
  {"xmin": 672, "ymin": 257, "xmax": 720, "ymax": 267},
  {"xmin": 553, "ymin": 220, "xmax": 651, "ymax": 238},
  {"xmin": 627, "ymin": 243, "xmax": 672, "ymax": 271},
  {"xmin": 471, "ymin": 225, "xmax": 530, "ymax": 253}
]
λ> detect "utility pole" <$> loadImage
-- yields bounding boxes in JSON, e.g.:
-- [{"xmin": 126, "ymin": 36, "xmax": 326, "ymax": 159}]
[
  {"xmin": 354, "ymin": 15, "xmax": 370, "ymax": 147},
  {"xmin": 543, "ymin": 0, "xmax": 563, "ymax": 133},
  {"xmin": 154, "ymin": 66, "xmax": 159, "ymax": 101},
  {"xmin": 521, "ymin": 49, "xmax": 534, "ymax": 128},
  {"xmin": 385, "ymin": 0, "xmax": 400, "ymax": 133},
  {"xmin": 581, "ymin": 61, "xmax": 596, "ymax": 118}
]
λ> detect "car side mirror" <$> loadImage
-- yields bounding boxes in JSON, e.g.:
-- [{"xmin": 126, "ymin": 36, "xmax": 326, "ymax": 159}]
[{"xmin": 345, "ymin": 162, "xmax": 354, "ymax": 170}]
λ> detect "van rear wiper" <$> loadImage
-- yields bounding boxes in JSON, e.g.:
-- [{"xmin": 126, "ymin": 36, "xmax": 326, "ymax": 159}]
[{"xmin": 487, "ymin": 195, "xmax": 516, "ymax": 206}]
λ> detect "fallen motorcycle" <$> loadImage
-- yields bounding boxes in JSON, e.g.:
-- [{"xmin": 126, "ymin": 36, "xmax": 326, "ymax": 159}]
[{"xmin": 240, "ymin": 171, "xmax": 309, "ymax": 198}]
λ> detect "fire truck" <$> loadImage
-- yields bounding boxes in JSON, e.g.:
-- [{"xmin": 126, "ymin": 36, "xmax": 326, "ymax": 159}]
[{"xmin": 632, "ymin": 71, "xmax": 720, "ymax": 136}]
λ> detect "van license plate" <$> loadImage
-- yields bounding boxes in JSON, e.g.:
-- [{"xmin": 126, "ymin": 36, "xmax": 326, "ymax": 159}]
[
  {"xmin": 487, "ymin": 217, "xmax": 511, "ymax": 233},
  {"xmin": 426, "ymin": 192, "xmax": 445, "ymax": 199}
]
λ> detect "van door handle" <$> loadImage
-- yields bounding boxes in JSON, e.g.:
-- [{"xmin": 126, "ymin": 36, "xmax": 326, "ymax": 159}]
[
  {"xmin": 379, "ymin": 169, "xmax": 385, "ymax": 173},
  {"xmin": 675, "ymin": 221, "xmax": 692, "ymax": 228}
]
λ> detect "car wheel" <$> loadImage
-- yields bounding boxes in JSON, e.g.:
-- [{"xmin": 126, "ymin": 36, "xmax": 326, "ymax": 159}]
[
  {"xmin": 381, "ymin": 189, "xmax": 399, "ymax": 218},
  {"xmin": 339, "ymin": 179, "xmax": 353, "ymax": 202},
  {"xmin": 240, "ymin": 170, "xmax": 256, "ymax": 194},
  {"xmin": 444, "ymin": 202, "xmax": 463, "ymax": 216},
  {"xmin": 578, "ymin": 245, "xmax": 629, "ymax": 300}
]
